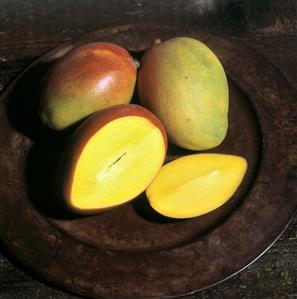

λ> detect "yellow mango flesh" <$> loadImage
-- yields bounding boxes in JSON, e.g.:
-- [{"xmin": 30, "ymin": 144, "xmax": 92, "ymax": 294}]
[
  {"xmin": 146, "ymin": 154, "xmax": 247, "ymax": 218},
  {"xmin": 70, "ymin": 116, "xmax": 165, "ymax": 210},
  {"xmin": 138, "ymin": 37, "xmax": 229, "ymax": 150}
]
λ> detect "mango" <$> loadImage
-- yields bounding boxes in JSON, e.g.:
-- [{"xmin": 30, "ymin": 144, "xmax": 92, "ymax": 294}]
[
  {"xmin": 39, "ymin": 43, "xmax": 137, "ymax": 130},
  {"xmin": 146, "ymin": 154, "xmax": 247, "ymax": 219},
  {"xmin": 138, "ymin": 37, "xmax": 229, "ymax": 150},
  {"xmin": 58, "ymin": 104, "xmax": 167, "ymax": 214}
]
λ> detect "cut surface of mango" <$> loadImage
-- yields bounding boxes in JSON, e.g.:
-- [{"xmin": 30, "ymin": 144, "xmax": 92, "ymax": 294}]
[
  {"xmin": 71, "ymin": 116, "xmax": 165, "ymax": 210},
  {"xmin": 146, "ymin": 154, "xmax": 247, "ymax": 218}
]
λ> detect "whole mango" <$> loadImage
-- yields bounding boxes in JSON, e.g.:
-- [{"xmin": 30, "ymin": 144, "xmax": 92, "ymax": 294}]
[
  {"xmin": 39, "ymin": 43, "xmax": 137, "ymax": 130},
  {"xmin": 138, "ymin": 37, "xmax": 228, "ymax": 150}
]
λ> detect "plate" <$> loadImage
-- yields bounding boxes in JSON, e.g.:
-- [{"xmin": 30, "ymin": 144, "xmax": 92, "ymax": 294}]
[{"xmin": 0, "ymin": 24, "xmax": 296, "ymax": 298}]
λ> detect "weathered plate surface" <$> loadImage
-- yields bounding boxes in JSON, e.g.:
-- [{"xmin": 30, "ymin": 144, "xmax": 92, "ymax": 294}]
[{"xmin": 0, "ymin": 24, "xmax": 296, "ymax": 298}]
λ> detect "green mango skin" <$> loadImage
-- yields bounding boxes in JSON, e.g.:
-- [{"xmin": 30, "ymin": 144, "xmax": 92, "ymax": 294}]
[
  {"xmin": 39, "ymin": 43, "xmax": 137, "ymax": 130},
  {"xmin": 138, "ymin": 37, "xmax": 229, "ymax": 150}
]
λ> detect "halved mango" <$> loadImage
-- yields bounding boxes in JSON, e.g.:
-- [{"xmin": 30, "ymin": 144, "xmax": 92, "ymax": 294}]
[
  {"xmin": 59, "ymin": 104, "xmax": 167, "ymax": 214},
  {"xmin": 146, "ymin": 154, "xmax": 247, "ymax": 219}
]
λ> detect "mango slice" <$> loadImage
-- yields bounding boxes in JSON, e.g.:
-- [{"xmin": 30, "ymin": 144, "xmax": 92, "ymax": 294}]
[{"xmin": 146, "ymin": 154, "xmax": 247, "ymax": 219}]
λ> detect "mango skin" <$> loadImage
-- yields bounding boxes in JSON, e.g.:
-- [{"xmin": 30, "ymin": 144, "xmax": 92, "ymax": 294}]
[
  {"xmin": 39, "ymin": 43, "xmax": 137, "ymax": 130},
  {"xmin": 138, "ymin": 37, "xmax": 229, "ymax": 150}
]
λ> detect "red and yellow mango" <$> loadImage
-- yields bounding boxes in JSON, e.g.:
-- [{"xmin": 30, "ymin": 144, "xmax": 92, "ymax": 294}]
[{"xmin": 39, "ymin": 43, "xmax": 137, "ymax": 130}]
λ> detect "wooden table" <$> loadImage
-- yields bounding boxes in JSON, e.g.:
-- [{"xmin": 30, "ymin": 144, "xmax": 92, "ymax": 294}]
[{"xmin": 0, "ymin": 1, "xmax": 296, "ymax": 298}]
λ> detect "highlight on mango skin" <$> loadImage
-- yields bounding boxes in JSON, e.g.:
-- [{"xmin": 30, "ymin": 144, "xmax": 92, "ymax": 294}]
[
  {"xmin": 146, "ymin": 153, "xmax": 248, "ymax": 219},
  {"xmin": 58, "ymin": 104, "xmax": 167, "ymax": 214}
]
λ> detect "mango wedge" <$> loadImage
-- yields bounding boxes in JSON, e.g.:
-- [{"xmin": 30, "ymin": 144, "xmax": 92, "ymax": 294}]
[{"xmin": 146, "ymin": 154, "xmax": 247, "ymax": 219}]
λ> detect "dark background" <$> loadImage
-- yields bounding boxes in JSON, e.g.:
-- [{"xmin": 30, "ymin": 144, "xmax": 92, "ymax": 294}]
[{"xmin": 0, "ymin": 0, "xmax": 296, "ymax": 298}]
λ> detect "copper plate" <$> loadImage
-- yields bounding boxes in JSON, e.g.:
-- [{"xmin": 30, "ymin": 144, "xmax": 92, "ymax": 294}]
[{"xmin": 0, "ymin": 24, "xmax": 296, "ymax": 298}]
